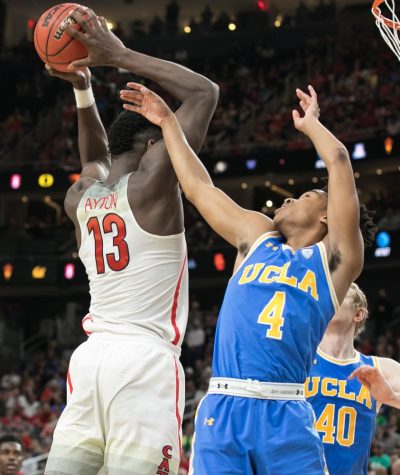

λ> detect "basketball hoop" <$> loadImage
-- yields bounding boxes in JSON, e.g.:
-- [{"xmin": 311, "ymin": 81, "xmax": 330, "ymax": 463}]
[{"xmin": 372, "ymin": 0, "xmax": 400, "ymax": 60}]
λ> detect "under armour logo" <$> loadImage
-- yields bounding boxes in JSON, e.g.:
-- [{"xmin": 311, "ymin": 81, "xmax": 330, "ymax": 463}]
[
  {"xmin": 217, "ymin": 383, "xmax": 228, "ymax": 389},
  {"xmin": 296, "ymin": 389, "xmax": 304, "ymax": 396},
  {"xmin": 204, "ymin": 417, "xmax": 215, "ymax": 426}
]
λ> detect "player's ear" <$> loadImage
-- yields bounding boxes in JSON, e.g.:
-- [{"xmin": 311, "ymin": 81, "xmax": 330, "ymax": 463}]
[
  {"xmin": 319, "ymin": 212, "xmax": 328, "ymax": 227},
  {"xmin": 147, "ymin": 138, "xmax": 156, "ymax": 150},
  {"xmin": 354, "ymin": 307, "xmax": 366, "ymax": 324}
]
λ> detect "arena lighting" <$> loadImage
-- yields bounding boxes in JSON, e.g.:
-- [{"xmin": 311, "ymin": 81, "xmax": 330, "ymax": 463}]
[
  {"xmin": 354, "ymin": 171, "xmax": 360, "ymax": 179},
  {"xmin": 2, "ymin": 263, "xmax": 13, "ymax": 281},
  {"xmin": 228, "ymin": 22, "xmax": 237, "ymax": 31},
  {"xmin": 183, "ymin": 25, "xmax": 191, "ymax": 34},
  {"xmin": 266, "ymin": 200, "xmax": 273, "ymax": 207},
  {"xmin": 274, "ymin": 15, "xmax": 283, "ymax": 28},
  {"xmin": 32, "ymin": 266, "xmax": 47, "ymax": 279},
  {"xmin": 64, "ymin": 263, "xmax": 76, "ymax": 280},
  {"xmin": 376, "ymin": 168, "xmax": 383, "ymax": 175},
  {"xmin": 10, "ymin": 174, "xmax": 21, "ymax": 190},
  {"xmin": 384, "ymin": 136, "xmax": 394, "ymax": 155},
  {"xmin": 315, "ymin": 155, "xmax": 326, "ymax": 169},
  {"xmin": 241, "ymin": 182, "xmax": 248, "ymax": 189},
  {"xmin": 246, "ymin": 159, "xmax": 257, "ymax": 170},
  {"xmin": 27, "ymin": 19, "xmax": 36, "ymax": 29},
  {"xmin": 214, "ymin": 161, "xmax": 228, "ymax": 174},
  {"xmin": 352, "ymin": 143, "xmax": 367, "ymax": 160},
  {"xmin": 214, "ymin": 253, "xmax": 226, "ymax": 272},
  {"xmin": 258, "ymin": 0, "xmax": 266, "ymax": 10},
  {"xmin": 69, "ymin": 173, "xmax": 80, "ymax": 184},
  {"xmin": 374, "ymin": 231, "xmax": 391, "ymax": 258},
  {"xmin": 38, "ymin": 173, "xmax": 54, "ymax": 188},
  {"xmin": 188, "ymin": 258, "xmax": 197, "ymax": 270},
  {"xmin": 288, "ymin": 178, "xmax": 294, "ymax": 185},
  {"xmin": 106, "ymin": 21, "xmax": 115, "ymax": 30},
  {"xmin": 312, "ymin": 177, "xmax": 318, "ymax": 183}
]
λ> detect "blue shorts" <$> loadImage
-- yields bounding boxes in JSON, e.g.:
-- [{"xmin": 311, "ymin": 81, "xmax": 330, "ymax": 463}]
[{"xmin": 190, "ymin": 394, "xmax": 327, "ymax": 475}]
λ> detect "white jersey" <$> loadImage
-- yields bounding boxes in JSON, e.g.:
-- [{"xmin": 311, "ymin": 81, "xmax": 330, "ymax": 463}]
[{"xmin": 77, "ymin": 173, "xmax": 188, "ymax": 346}]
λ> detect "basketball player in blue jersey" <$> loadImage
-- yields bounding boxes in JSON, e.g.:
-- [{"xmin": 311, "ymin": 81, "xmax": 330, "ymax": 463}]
[
  {"xmin": 43, "ymin": 6, "xmax": 219, "ymax": 475},
  {"xmin": 121, "ymin": 83, "xmax": 376, "ymax": 474},
  {"xmin": 306, "ymin": 283, "xmax": 400, "ymax": 475}
]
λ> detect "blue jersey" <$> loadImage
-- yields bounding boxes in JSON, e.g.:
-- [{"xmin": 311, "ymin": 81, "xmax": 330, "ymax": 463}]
[
  {"xmin": 306, "ymin": 348, "xmax": 378, "ymax": 475},
  {"xmin": 212, "ymin": 232, "xmax": 339, "ymax": 383}
]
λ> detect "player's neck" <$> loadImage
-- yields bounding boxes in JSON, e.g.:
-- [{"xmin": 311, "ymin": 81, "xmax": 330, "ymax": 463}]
[
  {"xmin": 283, "ymin": 225, "xmax": 325, "ymax": 250},
  {"xmin": 104, "ymin": 153, "xmax": 141, "ymax": 185},
  {"xmin": 319, "ymin": 327, "xmax": 356, "ymax": 360}
]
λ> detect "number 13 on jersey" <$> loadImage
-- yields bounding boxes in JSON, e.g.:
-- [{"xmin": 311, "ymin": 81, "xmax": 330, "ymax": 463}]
[{"xmin": 87, "ymin": 213, "xmax": 130, "ymax": 274}]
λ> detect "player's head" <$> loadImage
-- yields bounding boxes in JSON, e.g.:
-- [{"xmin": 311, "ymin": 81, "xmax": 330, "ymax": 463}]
[
  {"xmin": 329, "ymin": 283, "xmax": 368, "ymax": 338},
  {"xmin": 108, "ymin": 111, "xmax": 163, "ymax": 165},
  {"xmin": 0, "ymin": 435, "xmax": 23, "ymax": 475},
  {"xmin": 273, "ymin": 189, "xmax": 328, "ymax": 241},
  {"xmin": 273, "ymin": 187, "xmax": 376, "ymax": 248}
]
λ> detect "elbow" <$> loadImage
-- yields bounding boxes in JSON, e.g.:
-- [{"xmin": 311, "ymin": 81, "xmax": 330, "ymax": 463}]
[
  {"xmin": 199, "ymin": 81, "xmax": 220, "ymax": 105},
  {"xmin": 332, "ymin": 146, "xmax": 350, "ymax": 163}
]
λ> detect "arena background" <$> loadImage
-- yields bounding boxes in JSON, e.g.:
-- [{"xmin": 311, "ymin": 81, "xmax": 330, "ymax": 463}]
[{"xmin": 0, "ymin": 0, "xmax": 399, "ymax": 473}]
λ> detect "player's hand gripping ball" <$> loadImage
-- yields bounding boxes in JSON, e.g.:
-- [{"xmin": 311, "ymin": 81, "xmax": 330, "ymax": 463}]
[{"xmin": 34, "ymin": 3, "xmax": 88, "ymax": 72}]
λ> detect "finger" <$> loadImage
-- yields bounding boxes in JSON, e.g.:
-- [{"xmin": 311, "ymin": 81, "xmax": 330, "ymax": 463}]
[
  {"xmin": 296, "ymin": 88, "xmax": 311, "ymax": 103},
  {"xmin": 308, "ymin": 85, "xmax": 318, "ymax": 101},
  {"xmin": 98, "ymin": 16, "xmax": 108, "ymax": 30},
  {"xmin": 68, "ymin": 10, "xmax": 92, "ymax": 33},
  {"xmin": 126, "ymin": 82, "xmax": 147, "ymax": 94},
  {"xmin": 123, "ymin": 104, "xmax": 142, "ymax": 113},
  {"xmin": 64, "ymin": 23, "xmax": 87, "ymax": 42},
  {"xmin": 68, "ymin": 59, "xmax": 91, "ymax": 70},
  {"xmin": 120, "ymin": 91, "xmax": 143, "ymax": 102},
  {"xmin": 299, "ymin": 100, "xmax": 308, "ymax": 113},
  {"xmin": 292, "ymin": 110, "xmax": 301, "ymax": 121},
  {"xmin": 81, "ymin": 7, "xmax": 102, "ymax": 30}
]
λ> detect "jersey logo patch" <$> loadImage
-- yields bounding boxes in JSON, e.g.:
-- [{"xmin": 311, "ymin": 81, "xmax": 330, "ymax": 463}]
[
  {"xmin": 302, "ymin": 248, "xmax": 314, "ymax": 259},
  {"xmin": 204, "ymin": 417, "xmax": 215, "ymax": 426}
]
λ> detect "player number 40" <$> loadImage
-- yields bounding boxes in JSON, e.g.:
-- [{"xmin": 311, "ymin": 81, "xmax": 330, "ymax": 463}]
[{"xmin": 315, "ymin": 403, "xmax": 356, "ymax": 447}]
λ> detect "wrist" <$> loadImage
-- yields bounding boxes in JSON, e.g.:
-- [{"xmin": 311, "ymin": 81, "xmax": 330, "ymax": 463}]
[
  {"xmin": 160, "ymin": 112, "xmax": 176, "ymax": 129},
  {"xmin": 72, "ymin": 80, "xmax": 91, "ymax": 91},
  {"xmin": 74, "ymin": 86, "xmax": 95, "ymax": 109},
  {"xmin": 109, "ymin": 46, "xmax": 132, "ymax": 68}
]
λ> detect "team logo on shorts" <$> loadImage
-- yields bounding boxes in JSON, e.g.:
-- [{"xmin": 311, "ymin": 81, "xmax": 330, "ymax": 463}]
[
  {"xmin": 156, "ymin": 445, "xmax": 172, "ymax": 474},
  {"xmin": 302, "ymin": 248, "xmax": 314, "ymax": 259}
]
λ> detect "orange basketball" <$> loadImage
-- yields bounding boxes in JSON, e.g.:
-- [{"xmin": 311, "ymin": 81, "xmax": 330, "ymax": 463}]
[{"xmin": 34, "ymin": 3, "xmax": 88, "ymax": 72}]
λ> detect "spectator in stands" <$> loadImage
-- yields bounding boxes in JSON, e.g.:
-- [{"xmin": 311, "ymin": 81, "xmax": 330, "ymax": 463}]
[
  {"xmin": 165, "ymin": 0, "xmax": 179, "ymax": 35},
  {"xmin": 370, "ymin": 441, "xmax": 391, "ymax": 473},
  {"xmin": 0, "ymin": 435, "xmax": 23, "ymax": 475}
]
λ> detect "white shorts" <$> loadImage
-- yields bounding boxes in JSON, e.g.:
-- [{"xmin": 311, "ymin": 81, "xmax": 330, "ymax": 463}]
[{"xmin": 45, "ymin": 332, "xmax": 185, "ymax": 475}]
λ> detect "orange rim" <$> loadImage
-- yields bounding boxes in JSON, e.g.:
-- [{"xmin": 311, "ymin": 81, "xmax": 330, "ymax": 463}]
[{"xmin": 372, "ymin": 0, "xmax": 400, "ymax": 29}]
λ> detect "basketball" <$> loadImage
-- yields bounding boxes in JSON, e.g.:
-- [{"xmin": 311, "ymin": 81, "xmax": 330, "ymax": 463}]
[{"xmin": 34, "ymin": 3, "xmax": 88, "ymax": 72}]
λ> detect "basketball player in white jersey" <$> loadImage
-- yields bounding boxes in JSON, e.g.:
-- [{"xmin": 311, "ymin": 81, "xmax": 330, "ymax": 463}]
[{"xmin": 44, "ymin": 7, "xmax": 219, "ymax": 475}]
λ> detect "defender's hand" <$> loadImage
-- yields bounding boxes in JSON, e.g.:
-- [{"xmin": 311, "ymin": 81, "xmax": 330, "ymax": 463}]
[
  {"xmin": 349, "ymin": 365, "xmax": 398, "ymax": 405},
  {"xmin": 45, "ymin": 64, "xmax": 91, "ymax": 90},
  {"xmin": 63, "ymin": 6, "xmax": 126, "ymax": 69},
  {"xmin": 292, "ymin": 85, "xmax": 320, "ymax": 135},
  {"xmin": 120, "ymin": 83, "xmax": 174, "ymax": 127}
]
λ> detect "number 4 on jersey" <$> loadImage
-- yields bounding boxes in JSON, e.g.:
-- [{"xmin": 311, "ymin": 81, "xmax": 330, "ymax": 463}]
[
  {"xmin": 257, "ymin": 291, "xmax": 286, "ymax": 340},
  {"xmin": 87, "ymin": 213, "xmax": 130, "ymax": 274}
]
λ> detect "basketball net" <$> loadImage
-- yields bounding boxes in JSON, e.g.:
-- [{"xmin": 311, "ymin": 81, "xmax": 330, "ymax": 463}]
[{"xmin": 372, "ymin": 0, "xmax": 400, "ymax": 60}]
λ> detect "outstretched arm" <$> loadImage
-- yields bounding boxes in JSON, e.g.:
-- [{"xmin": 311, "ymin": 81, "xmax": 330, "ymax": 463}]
[
  {"xmin": 293, "ymin": 86, "xmax": 363, "ymax": 303},
  {"xmin": 349, "ymin": 359, "xmax": 400, "ymax": 409},
  {"xmin": 120, "ymin": 83, "xmax": 274, "ymax": 250},
  {"xmin": 46, "ymin": 66, "xmax": 110, "ymax": 181}
]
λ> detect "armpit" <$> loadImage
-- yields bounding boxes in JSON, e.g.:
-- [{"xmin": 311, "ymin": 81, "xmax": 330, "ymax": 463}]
[
  {"xmin": 238, "ymin": 242, "xmax": 249, "ymax": 257},
  {"xmin": 328, "ymin": 246, "xmax": 342, "ymax": 272}
]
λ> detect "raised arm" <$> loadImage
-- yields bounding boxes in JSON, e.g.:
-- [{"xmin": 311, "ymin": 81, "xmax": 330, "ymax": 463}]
[
  {"xmin": 64, "ymin": 7, "xmax": 218, "ymax": 155},
  {"xmin": 293, "ymin": 86, "xmax": 363, "ymax": 302},
  {"xmin": 349, "ymin": 359, "xmax": 400, "ymax": 409},
  {"xmin": 46, "ymin": 66, "xmax": 110, "ymax": 181},
  {"xmin": 120, "ymin": 83, "xmax": 274, "ymax": 250}
]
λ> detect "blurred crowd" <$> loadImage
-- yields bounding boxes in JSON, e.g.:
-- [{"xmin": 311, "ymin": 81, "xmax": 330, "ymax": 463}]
[
  {"xmin": 0, "ymin": 287, "xmax": 399, "ymax": 474},
  {"xmin": 0, "ymin": 1, "xmax": 399, "ymax": 167}
]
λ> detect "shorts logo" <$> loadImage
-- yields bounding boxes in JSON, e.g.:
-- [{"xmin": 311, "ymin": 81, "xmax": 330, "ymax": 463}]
[
  {"xmin": 302, "ymin": 248, "xmax": 313, "ymax": 259},
  {"xmin": 204, "ymin": 417, "xmax": 215, "ymax": 426},
  {"xmin": 156, "ymin": 445, "xmax": 172, "ymax": 474}
]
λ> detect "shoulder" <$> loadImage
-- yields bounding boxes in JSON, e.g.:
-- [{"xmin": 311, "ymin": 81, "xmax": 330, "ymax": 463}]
[
  {"xmin": 377, "ymin": 357, "xmax": 400, "ymax": 376},
  {"xmin": 64, "ymin": 177, "xmax": 98, "ymax": 220}
]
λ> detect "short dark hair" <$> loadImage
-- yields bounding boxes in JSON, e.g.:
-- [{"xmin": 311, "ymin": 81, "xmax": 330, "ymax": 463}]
[
  {"xmin": 0, "ymin": 434, "xmax": 23, "ymax": 449},
  {"xmin": 321, "ymin": 182, "xmax": 377, "ymax": 248},
  {"xmin": 108, "ymin": 111, "xmax": 162, "ymax": 158}
]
